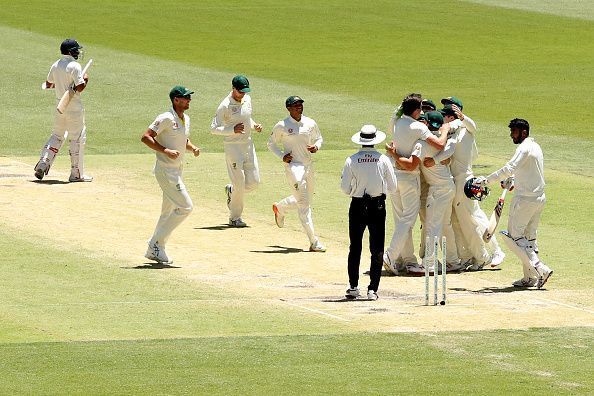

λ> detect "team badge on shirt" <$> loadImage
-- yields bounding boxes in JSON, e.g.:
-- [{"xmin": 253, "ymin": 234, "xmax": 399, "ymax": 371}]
[{"xmin": 288, "ymin": 128, "xmax": 294, "ymax": 134}]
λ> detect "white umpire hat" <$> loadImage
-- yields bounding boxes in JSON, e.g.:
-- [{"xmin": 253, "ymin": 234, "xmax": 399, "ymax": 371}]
[{"xmin": 351, "ymin": 125, "xmax": 386, "ymax": 146}]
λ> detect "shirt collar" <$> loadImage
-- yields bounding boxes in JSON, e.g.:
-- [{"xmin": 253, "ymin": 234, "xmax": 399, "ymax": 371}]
[{"xmin": 359, "ymin": 147, "xmax": 377, "ymax": 152}]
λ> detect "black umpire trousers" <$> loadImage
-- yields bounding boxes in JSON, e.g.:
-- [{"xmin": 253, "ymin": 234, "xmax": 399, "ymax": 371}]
[{"xmin": 348, "ymin": 194, "xmax": 386, "ymax": 292}]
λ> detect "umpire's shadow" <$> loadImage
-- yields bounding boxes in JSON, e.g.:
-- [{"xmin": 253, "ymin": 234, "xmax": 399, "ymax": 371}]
[{"xmin": 251, "ymin": 245, "xmax": 304, "ymax": 254}]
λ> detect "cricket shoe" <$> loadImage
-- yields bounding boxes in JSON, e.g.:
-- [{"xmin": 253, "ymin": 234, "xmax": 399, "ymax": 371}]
[
  {"xmin": 229, "ymin": 218, "xmax": 247, "ymax": 228},
  {"xmin": 490, "ymin": 248, "xmax": 506, "ymax": 267},
  {"xmin": 345, "ymin": 287, "xmax": 360, "ymax": 300},
  {"xmin": 272, "ymin": 203, "xmax": 284, "ymax": 228},
  {"xmin": 382, "ymin": 253, "xmax": 398, "ymax": 275},
  {"xmin": 512, "ymin": 278, "xmax": 537, "ymax": 288},
  {"xmin": 405, "ymin": 262, "xmax": 425, "ymax": 276},
  {"xmin": 309, "ymin": 240, "xmax": 326, "ymax": 252},
  {"xmin": 225, "ymin": 184, "xmax": 233, "ymax": 209},
  {"xmin": 34, "ymin": 161, "xmax": 49, "ymax": 180},
  {"xmin": 144, "ymin": 241, "xmax": 173, "ymax": 264},
  {"xmin": 534, "ymin": 262, "xmax": 553, "ymax": 289},
  {"xmin": 367, "ymin": 290, "xmax": 379, "ymax": 301},
  {"xmin": 446, "ymin": 261, "xmax": 464, "ymax": 273},
  {"xmin": 69, "ymin": 174, "xmax": 93, "ymax": 182}
]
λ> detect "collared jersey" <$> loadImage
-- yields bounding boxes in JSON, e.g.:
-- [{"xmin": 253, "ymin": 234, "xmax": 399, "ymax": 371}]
[
  {"xmin": 391, "ymin": 115, "xmax": 431, "ymax": 175},
  {"xmin": 210, "ymin": 93, "xmax": 255, "ymax": 144},
  {"xmin": 418, "ymin": 140, "xmax": 454, "ymax": 186},
  {"xmin": 149, "ymin": 108, "xmax": 190, "ymax": 170},
  {"xmin": 47, "ymin": 55, "xmax": 85, "ymax": 111},
  {"xmin": 486, "ymin": 137, "xmax": 545, "ymax": 197},
  {"xmin": 268, "ymin": 115, "xmax": 323, "ymax": 166},
  {"xmin": 341, "ymin": 147, "xmax": 397, "ymax": 197},
  {"xmin": 439, "ymin": 117, "xmax": 478, "ymax": 179}
]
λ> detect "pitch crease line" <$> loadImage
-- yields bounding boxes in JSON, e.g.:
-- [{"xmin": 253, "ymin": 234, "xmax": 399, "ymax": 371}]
[{"xmin": 280, "ymin": 299, "xmax": 350, "ymax": 322}]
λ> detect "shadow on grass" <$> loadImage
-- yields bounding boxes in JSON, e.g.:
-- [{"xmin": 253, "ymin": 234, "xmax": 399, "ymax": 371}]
[
  {"xmin": 251, "ymin": 245, "xmax": 304, "ymax": 254},
  {"xmin": 31, "ymin": 179, "xmax": 70, "ymax": 185},
  {"xmin": 194, "ymin": 224, "xmax": 252, "ymax": 230},
  {"xmin": 122, "ymin": 262, "xmax": 182, "ymax": 269},
  {"xmin": 451, "ymin": 286, "xmax": 526, "ymax": 294}
]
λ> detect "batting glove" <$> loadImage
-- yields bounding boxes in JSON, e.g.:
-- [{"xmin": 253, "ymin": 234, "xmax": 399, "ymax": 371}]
[{"xmin": 501, "ymin": 177, "xmax": 514, "ymax": 191}]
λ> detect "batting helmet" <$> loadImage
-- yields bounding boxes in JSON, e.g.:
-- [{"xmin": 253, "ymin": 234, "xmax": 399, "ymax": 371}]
[
  {"xmin": 464, "ymin": 177, "xmax": 490, "ymax": 201},
  {"xmin": 60, "ymin": 39, "xmax": 82, "ymax": 59}
]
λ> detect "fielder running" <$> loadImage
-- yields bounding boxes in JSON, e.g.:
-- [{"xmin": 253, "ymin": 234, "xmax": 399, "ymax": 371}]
[
  {"xmin": 34, "ymin": 38, "xmax": 92, "ymax": 182},
  {"xmin": 141, "ymin": 86, "xmax": 200, "ymax": 264},
  {"xmin": 475, "ymin": 118, "xmax": 553, "ymax": 288},
  {"xmin": 268, "ymin": 96, "xmax": 326, "ymax": 252},
  {"xmin": 211, "ymin": 75, "xmax": 263, "ymax": 228}
]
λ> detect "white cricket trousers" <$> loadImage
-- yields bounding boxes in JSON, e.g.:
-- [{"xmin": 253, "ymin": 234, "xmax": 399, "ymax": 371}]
[
  {"xmin": 425, "ymin": 182, "xmax": 459, "ymax": 263},
  {"xmin": 386, "ymin": 173, "xmax": 420, "ymax": 262},
  {"xmin": 150, "ymin": 166, "xmax": 193, "ymax": 246},
  {"xmin": 38, "ymin": 108, "xmax": 87, "ymax": 178},
  {"xmin": 452, "ymin": 175, "xmax": 493, "ymax": 263},
  {"xmin": 224, "ymin": 142, "xmax": 260, "ymax": 220},
  {"xmin": 275, "ymin": 163, "xmax": 317, "ymax": 244},
  {"xmin": 506, "ymin": 193, "xmax": 546, "ymax": 279}
]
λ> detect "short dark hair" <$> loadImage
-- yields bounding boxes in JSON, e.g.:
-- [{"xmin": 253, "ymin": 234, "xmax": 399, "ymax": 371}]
[
  {"xmin": 401, "ymin": 93, "xmax": 422, "ymax": 116},
  {"xmin": 508, "ymin": 118, "xmax": 530, "ymax": 134}
]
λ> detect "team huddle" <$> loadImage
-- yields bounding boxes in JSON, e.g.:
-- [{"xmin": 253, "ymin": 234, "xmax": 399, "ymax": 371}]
[{"xmin": 35, "ymin": 39, "xmax": 553, "ymax": 302}]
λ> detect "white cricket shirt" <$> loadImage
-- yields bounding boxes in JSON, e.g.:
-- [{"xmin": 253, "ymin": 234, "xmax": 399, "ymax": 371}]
[
  {"xmin": 47, "ymin": 55, "xmax": 85, "ymax": 111},
  {"xmin": 391, "ymin": 115, "xmax": 431, "ymax": 175},
  {"xmin": 486, "ymin": 137, "xmax": 545, "ymax": 197},
  {"xmin": 418, "ymin": 140, "xmax": 454, "ymax": 186},
  {"xmin": 210, "ymin": 93, "xmax": 255, "ymax": 144},
  {"xmin": 268, "ymin": 115, "xmax": 323, "ymax": 166},
  {"xmin": 149, "ymin": 108, "xmax": 190, "ymax": 170},
  {"xmin": 341, "ymin": 147, "xmax": 397, "ymax": 197}
]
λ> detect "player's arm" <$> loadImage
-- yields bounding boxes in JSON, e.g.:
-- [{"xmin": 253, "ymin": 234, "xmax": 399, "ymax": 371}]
[
  {"xmin": 395, "ymin": 143, "xmax": 421, "ymax": 171},
  {"xmin": 425, "ymin": 127, "xmax": 448, "ymax": 150},
  {"xmin": 307, "ymin": 122, "xmax": 323, "ymax": 153},
  {"xmin": 186, "ymin": 139, "xmax": 200, "ymax": 157},
  {"xmin": 340, "ymin": 158, "xmax": 354, "ymax": 195},
  {"xmin": 141, "ymin": 122, "xmax": 179, "ymax": 159},
  {"xmin": 428, "ymin": 134, "xmax": 457, "ymax": 167},
  {"xmin": 453, "ymin": 105, "xmax": 477, "ymax": 134},
  {"xmin": 210, "ymin": 105, "xmax": 235, "ymax": 136}
]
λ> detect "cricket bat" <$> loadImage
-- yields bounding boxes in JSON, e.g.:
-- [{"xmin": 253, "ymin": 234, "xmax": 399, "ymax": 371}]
[
  {"xmin": 56, "ymin": 58, "xmax": 93, "ymax": 114},
  {"xmin": 483, "ymin": 187, "xmax": 508, "ymax": 242}
]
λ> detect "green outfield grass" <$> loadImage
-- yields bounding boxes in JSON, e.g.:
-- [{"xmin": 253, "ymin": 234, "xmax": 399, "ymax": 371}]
[
  {"xmin": 1, "ymin": 0, "xmax": 593, "ymax": 394},
  {"xmin": 0, "ymin": 228, "xmax": 592, "ymax": 394}
]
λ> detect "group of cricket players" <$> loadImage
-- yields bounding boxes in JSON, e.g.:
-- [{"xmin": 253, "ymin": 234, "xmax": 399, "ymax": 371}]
[{"xmin": 34, "ymin": 39, "xmax": 553, "ymax": 302}]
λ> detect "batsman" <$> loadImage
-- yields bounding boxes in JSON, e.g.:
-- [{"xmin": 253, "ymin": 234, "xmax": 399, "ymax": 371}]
[
  {"xmin": 474, "ymin": 118, "xmax": 553, "ymax": 289},
  {"xmin": 35, "ymin": 38, "xmax": 93, "ymax": 182}
]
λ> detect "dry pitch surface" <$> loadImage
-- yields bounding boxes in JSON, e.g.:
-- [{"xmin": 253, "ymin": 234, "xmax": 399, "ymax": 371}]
[{"xmin": 1, "ymin": 156, "xmax": 593, "ymax": 334}]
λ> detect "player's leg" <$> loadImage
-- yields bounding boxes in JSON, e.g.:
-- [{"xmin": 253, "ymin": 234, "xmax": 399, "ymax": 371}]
[
  {"xmin": 66, "ymin": 110, "xmax": 92, "ymax": 182},
  {"xmin": 296, "ymin": 169, "xmax": 321, "ymax": 248},
  {"xmin": 386, "ymin": 175, "xmax": 420, "ymax": 263},
  {"xmin": 34, "ymin": 113, "xmax": 67, "ymax": 179},
  {"xmin": 224, "ymin": 146, "xmax": 246, "ymax": 223},
  {"xmin": 367, "ymin": 197, "xmax": 386, "ymax": 294},
  {"xmin": 506, "ymin": 195, "xmax": 540, "ymax": 283},
  {"xmin": 243, "ymin": 143, "xmax": 260, "ymax": 193},
  {"xmin": 417, "ymin": 174, "xmax": 429, "ymax": 258},
  {"xmin": 347, "ymin": 199, "xmax": 366, "ymax": 291}
]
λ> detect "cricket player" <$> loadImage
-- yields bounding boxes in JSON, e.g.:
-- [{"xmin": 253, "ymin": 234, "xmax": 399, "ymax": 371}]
[
  {"xmin": 475, "ymin": 118, "xmax": 553, "ymax": 288},
  {"xmin": 341, "ymin": 125, "xmax": 397, "ymax": 300},
  {"xmin": 141, "ymin": 86, "xmax": 200, "ymax": 264},
  {"xmin": 211, "ymin": 75, "xmax": 263, "ymax": 227},
  {"xmin": 34, "ymin": 38, "xmax": 92, "ymax": 182},
  {"xmin": 383, "ymin": 94, "xmax": 448, "ymax": 275},
  {"xmin": 417, "ymin": 112, "xmax": 462, "ymax": 271},
  {"xmin": 268, "ymin": 96, "xmax": 326, "ymax": 252},
  {"xmin": 435, "ymin": 98, "xmax": 505, "ymax": 270}
]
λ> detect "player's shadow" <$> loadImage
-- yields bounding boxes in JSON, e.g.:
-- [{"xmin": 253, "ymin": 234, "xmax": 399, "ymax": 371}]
[
  {"xmin": 31, "ymin": 179, "xmax": 70, "ymax": 185},
  {"xmin": 194, "ymin": 224, "xmax": 231, "ymax": 231},
  {"xmin": 251, "ymin": 245, "xmax": 304, "ymax": 254},
  {"xmin": 451, "ymin": 286, "xmax": 521, "ymax": 294},
  {"xmin": 123, "ymin": 262, "xmax": 181, "ymax": 269},
  {"xmin": 322, "ymin": 297, "xmax": 377, "ymax": 302}
]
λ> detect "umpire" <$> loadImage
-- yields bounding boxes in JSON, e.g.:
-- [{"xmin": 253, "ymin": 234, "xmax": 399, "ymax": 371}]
[{"xmin": 340, "ymin": 125, "xmax": 397, "ymax": 300}]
